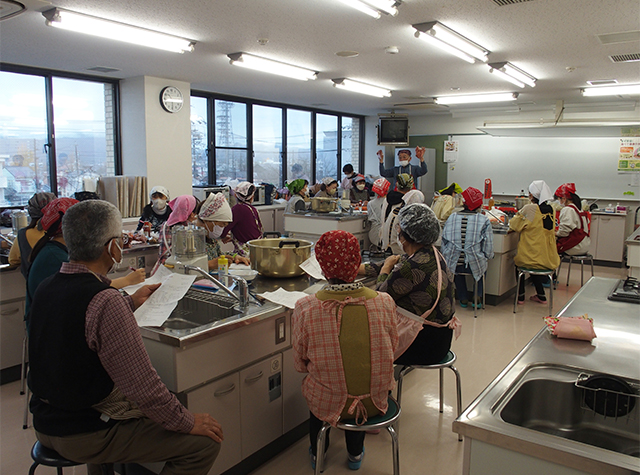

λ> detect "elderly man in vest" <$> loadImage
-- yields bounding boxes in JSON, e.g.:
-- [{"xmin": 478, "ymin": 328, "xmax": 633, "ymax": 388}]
[{"xmin": 28, "ymin": 199, "xmax": 222, "ymax": 475}]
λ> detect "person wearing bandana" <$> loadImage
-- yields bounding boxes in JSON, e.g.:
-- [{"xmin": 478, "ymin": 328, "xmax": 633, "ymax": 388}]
[
  {"xmin": 136, "ymin": 186, "xmax": 172, "ymax": 233},
  {"xmin": 285, "ymin": 178, "xmax": 310, "ymax": 213},
  {"xmin": 221, "ymin": 182, "xmax": 264, "ymax": 257},
  {"xmin": 349, "ymin": 175, "xmax": 370, "ymax": 203},
  {"xmin": 292, "ymin": 230, "xmax": 397, "ymax": 471},
  {"xmin": 377, "ymin": 147, "xmax": 428, "ymax": 190}
]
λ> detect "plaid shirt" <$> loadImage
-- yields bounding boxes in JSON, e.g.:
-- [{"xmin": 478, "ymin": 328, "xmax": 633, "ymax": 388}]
[
  {"xmin": 292, "ymin": 290, "xmax": 398, "ymax": 426},
  {"xmin": 441, "ymin": 212, "xmax": 494, "ymax": 281},
  {"xmin": 60, "ymin": 262, "xmax": 194, "ymax": 433}
]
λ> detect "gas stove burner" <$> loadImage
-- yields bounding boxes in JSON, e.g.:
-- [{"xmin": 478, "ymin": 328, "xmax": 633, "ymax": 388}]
[
  {"xmin": 609, "ymin": 278, "xmax": 640, "ymax": 304},
  {"xmin": 623, "ymin": 277, "xmax": 639, "ymax": 291}
]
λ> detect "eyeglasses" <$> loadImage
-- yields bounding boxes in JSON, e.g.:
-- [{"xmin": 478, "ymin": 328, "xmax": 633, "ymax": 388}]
[{"xmin": 104, "ymin": 235, "xmax": 123, "ymax": 246}]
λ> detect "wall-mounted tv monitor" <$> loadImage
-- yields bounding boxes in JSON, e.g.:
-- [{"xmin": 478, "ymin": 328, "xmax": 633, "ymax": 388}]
[{"xmin": 377, "ymin": 116, "xmax": 409, "ymax": 145}]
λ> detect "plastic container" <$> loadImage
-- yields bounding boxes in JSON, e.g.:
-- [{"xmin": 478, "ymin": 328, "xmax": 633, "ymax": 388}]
[
  {"xmin": 218, "ymin": 255, "xmax": 229, "ymax": 286},
  {"xmin": 605, "ymin": 204, "xmax": 615, "ymax": 213},
  {"xmin": 616, "ymin": 203, "xmax": 626, "ymax": 214}
]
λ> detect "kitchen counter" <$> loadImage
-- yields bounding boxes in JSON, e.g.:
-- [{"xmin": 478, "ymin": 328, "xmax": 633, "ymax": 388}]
[
  {"xmin": 284, "ymin": 211, "xmax": 370, "ymax": 250},
  {"xmin": 453, "ymin": 277, "xmax": 640, "ymax": 474}
]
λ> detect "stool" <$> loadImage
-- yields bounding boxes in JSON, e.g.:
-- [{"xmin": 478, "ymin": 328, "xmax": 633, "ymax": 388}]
[
  {"xmin": 29, "ymin": 441, "xmax": 125, "ymax": 475},
  {"xmin": 513, "ymin": 267, "xmax": 554, "ymax": 316},
  {"xmin": 396, "ymin": 350, "xmax": 462, "ymax": 441},
  {"xmin": 556, "ymin": 254, "xmax": 594, "ymax": 287},
  {"xmin": 457, "ymin": 272, "xmax": 485, "ymax": 318},
  {"xmin": 315, "ymin": 397, "xmax": 401, "ymax": 475}
]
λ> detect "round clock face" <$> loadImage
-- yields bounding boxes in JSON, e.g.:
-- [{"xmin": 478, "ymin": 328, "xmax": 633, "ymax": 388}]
[{"xmin": 160, "ymin": 86, "xmax": 184, "ymax": 113}]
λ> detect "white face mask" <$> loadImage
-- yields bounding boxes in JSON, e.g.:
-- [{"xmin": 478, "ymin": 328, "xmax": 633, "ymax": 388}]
[
  {"xmin": 108, "ymin": 238, "xmax": 124, "ymax": 273},
  {"xmin": 152, "ymin": 198, "xmax": 167, "ymax": 212},
  {"xmin": 208, "ymin": 224, "xmax": 224, "ymax": 240},
  {"xmin": 399, "ymin": 160, "xmax": 409, "ymax": 167},
  {"xmin": 396, "ymin": 235, "xmax": 405, "ymax": 252},
  {"xmin": 356, "ymin": 183, "xmax": 366, "ymax": 191}
]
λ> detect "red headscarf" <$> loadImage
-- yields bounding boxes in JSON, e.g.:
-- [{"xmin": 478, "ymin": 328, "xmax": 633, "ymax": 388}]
[
  {"xmin": 40, "ymin": 197, "xmax": 79, "ymax": 234},
  {"xmin": 555, "ymin": 183, "xmax": 576, "ymax": 199},
  {"xmin": 315, "ymin": 230, "xmax": 361, "ymax": 282},
  {"xmin": 372, "ymin": 178, "xmax": 390, "ymax": 197},
  {"xmin": 461, "ymin": 187, "xmax": 483, "ymax": 211}
]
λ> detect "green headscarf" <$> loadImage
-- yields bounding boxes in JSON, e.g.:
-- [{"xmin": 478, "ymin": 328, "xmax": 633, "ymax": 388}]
[
  {"xmin": 438, "ymin": 183, "xmax": 463, "ymax": 195},
  {"xmin": 396, "ymin": 173, "xmax": 414, "ymax": 191},
  {"xmin": 286, "ymin": 178, "xmax": 307, "ymax": 195}
]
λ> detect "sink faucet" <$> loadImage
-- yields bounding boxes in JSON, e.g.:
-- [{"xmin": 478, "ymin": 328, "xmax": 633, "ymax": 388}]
[{"xmin": 183, "ymin": 265, "xmax": 250, "ymax": 310}]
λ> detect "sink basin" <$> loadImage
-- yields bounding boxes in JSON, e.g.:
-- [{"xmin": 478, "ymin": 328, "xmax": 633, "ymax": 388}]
[
  {"xmin": 162, "ymin": 289, "xmax": 241, "ymax": 331},
  {"xmin": 498, "ymin": 365, "xmax": 640, "ymax": 458}
]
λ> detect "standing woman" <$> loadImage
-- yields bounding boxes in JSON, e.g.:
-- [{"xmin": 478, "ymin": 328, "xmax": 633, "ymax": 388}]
[
  {"xmin": 554, "ymin": 183, "xmax": 591, "ymax": 256},
  {"xmin": 8, "ymin": 192, "xmax": 56, "ymax": 278},
  {"xmin": 509, "ymin": 180, "xmax": 560, "ymax": 305},
  {"xmin": 379, "ymin": 174, "xmax": 413, "ymax": 255},
  {"xmin": 367, "ymin": 178, "xmax": 390, "ymax": 248},
  {"xmin": 136, "ymin": 185, "xmax": 172, "ymax": 233},
  {"xmin": 221, "ymin": 182, "xmax": 264, "ymax": 257},
  {"xmin": 285, "ymin": 179, "xmax": 309, "ymax": 214}
]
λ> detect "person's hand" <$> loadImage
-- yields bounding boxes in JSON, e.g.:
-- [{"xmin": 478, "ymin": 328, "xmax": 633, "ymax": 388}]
[
  {"xmin": 221, "ymin": 235, "xmax": 232, "ymax": 244},
  {"xmin": 126, "ymin": 268, "xmax": 146, "ymax": 286},
  {"xmin": 190, "ymin": 413, "xmax": 224, "ymax": 442},
  {"xmin": 381, "ymin": 255, "xmax": 400, "ymax": 274},
  {"xmin": 130, "ymin": 283, "xmax": 161, "ymax": 309},
  {"xmin": 357, "ymin": 263, "xmax": 367, "ymax": 275},
  {"xmin": 377, "ymin": 150, "xmax": 384, "ymax": 163},
  {"xmin": 415, "ymin": 146, "xmax": 426, "ymax": 161},
  {"xmin": 234, "ymin": 255, "xmax": 250, "ymax": 265}
]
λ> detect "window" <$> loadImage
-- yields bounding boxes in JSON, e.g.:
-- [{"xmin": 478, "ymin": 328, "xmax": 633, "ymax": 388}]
[
  {"xmin": 286, "ymin": 109, "xmax": 312, "ymax": 183},
  {"xmin": 0, "ymin": 69, "xmax": 118, "ymax": 207},
  {"xmin": 315, "ymin": 114, "xmax": 338, "ymax": 183},
  {"xmin": 341, "ymin": 117, "xmax": 360, "ymax": 174},
  {"xmin": 253, "ymin": 105, "xmax": 282, "ymax": 186},
  {"xmin": 215, "ymin": 100, "xmax": 247, "ymax": 184},
  {"xmin": 190, "ymin": 96, "xmax": 208, "ymax": 186}
]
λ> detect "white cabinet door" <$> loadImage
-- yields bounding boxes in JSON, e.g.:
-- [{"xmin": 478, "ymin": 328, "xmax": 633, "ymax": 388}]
[
  {"xmin": 258, "ymin": 209, "xmax": 275, "ymax": 233},
  {"xmin": 282, "ymin": 348, "xmax": 309, "ymax": 433},
  {"xmin": 593, "ymin": 215, "xmax": 626, "ymax": 262},
  {"xmin": 186, "ymin": 372, "xmax": 242, "ymax": 475},
  {"xmin": 274, "ymin": 208, "xmax": 285, "ymax": 235},
  {"xmin": 240, "ymin": 354, "xmax": 283, "ymax": 457},
  {"xmin": 0, "ymin": 300, "xmax": 24, "ymax": 370}
]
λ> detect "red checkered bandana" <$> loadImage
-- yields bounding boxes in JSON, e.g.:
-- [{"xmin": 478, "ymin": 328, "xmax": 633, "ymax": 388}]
[
  {"xmin": 41, "ymin": 197, "xmax": 79, "ymax": 233},
  {"xmin": 555, "ymin": 183, "xmax": 576, "ymax": 199},
  {"xmin": 315, "ymin": 230, "xmax": 361, "ymax": 282}
]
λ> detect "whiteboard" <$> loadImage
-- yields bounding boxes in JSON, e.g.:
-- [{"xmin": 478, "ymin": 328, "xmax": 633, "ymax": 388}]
[{"xmin": 446, "ymin": 135, "xmax": 639, "ymax": 201}]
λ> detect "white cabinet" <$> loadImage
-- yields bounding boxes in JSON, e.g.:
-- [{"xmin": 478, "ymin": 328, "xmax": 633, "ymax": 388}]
[
  {"xmin": 0, "ymin": 299, "xmax": 24, "ymax": 370},
  {"xmin": 282, "ymin": 348, "xmax": 309, "ymax": 433},
  {"xmin": 590, "ymin": 214, "xmax": 626, "ymax": 263},
  {"xmin": 257, "ymin": 205, "xmax": 286, "ymax": 235},
  {"xmin": 485, "ymin": 232, "xmax": 518, "ymax": 300},
  {"xmin": 186, "ymin": 373, "xmax": 242, "ymax": 475}
]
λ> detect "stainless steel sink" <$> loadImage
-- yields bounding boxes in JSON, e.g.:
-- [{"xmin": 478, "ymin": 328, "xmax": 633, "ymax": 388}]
[
  {"xmin": 496, "ymin": 365, "xmax": 640, "ymax": 458},
  {"xmin": 162, "ymin": 289, "xmax": 241, "ymax": 332}
]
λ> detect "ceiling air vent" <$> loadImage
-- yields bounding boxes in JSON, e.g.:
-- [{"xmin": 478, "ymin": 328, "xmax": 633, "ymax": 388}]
[
  {"xmin": 492, "ymin": 0, "xmax": 533, "ymax": 6},
  {"xmin": 586, "ymin": 79, "xmax": 618, "ymax": 86},
  {"xmin": 0, "ymin": 0, "xmax": 26, "ymax": 21},
  {"xmin": 87, "ymin": 66, "xmax": 121, "ymax": 73},
  {"xmin": 610, "ymin": 53, "xmax": 640, "ymax": 63},
  {"xmin": 597, "ymin": 31, "xmax": 640, "ymax": 45}
]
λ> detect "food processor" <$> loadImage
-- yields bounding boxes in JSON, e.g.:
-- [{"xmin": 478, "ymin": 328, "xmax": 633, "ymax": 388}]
[{"xmin": 165, "ymin": 225, "xmax": 209, "ymax": 272}]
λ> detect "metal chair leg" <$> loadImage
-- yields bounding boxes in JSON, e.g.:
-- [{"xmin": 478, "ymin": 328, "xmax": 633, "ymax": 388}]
[
  {"xmin": 580, "ymin": 259, "xmax": 584, "ymax": 286},
  {"xmin": 590, "ymin": 256, "xmax": 594, "ymax": 279},
  {"xmin": 438, "ymin": 368, "xmax": 444, "ymax": 413},
  {"xmin": 566, "ymin": 258, "xmax": 572, "ymax": 286},
  {"xmin": 387, "ymin": 424, "xmax": 400, "ymax": 475},
  {"xmin": 23, "ymin": 385, "xmax": 30, "ymax": 429},
  {"xmin": 315, "ymin": 423, "xmax": 330, "ymax": 475},
  {"xmin": 450, "ymin": 365, "xmax": 463, "ymax": 441},
  {"xmin": 472, "ymin": 278, "xmax": 478, "ymax": 318},
  {"xmin": 548, "ymin": 280, "xmax": 553, "ymax": 317},
  {"xmin": 513, "ymin": 271, "xmax": 523, "ymax": 313}
]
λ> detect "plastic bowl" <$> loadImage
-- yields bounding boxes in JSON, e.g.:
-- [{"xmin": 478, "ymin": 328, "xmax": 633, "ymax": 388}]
[{"xmin": 229, "ymin": 268, "xmax": 259, "ymax": 282}]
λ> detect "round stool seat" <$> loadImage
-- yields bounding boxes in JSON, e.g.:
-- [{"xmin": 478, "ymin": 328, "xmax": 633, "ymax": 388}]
[
  {"xmin": 337, "ymin": 397, "xmax": 401, "ymax": 431},
  {"xmin": 31, "ymin": 441, "xmax": 81, "ymax": 468},
  {"xmin": 516, "ymin": 267, "xmax": 554, "ymax": 275}
]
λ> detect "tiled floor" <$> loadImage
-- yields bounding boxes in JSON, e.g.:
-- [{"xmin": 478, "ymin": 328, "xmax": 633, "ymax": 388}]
[{"xmin": 1, "ymin": 266, "xmax": 627, "ymax": 475}]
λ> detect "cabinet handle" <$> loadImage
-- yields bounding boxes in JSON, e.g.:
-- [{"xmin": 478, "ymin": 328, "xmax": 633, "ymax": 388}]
[
  {"xmin": 1, "ymin": 308, "xmax": 20, "ymax": 316},
  {"xmin": 214, "ymin": 383, "xmax": 236, "ymax": 397},
  {"xmin": 244, "ymin": 371, "xmax": 264, "ymax": 383}
]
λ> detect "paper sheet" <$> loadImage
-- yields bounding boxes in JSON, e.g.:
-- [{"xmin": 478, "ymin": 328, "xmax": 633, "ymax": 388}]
[
  {"xmin": 298, "ymin": 254, "xmax": 325, "ymax": 281},
  {"xmin": 257, "ymin": 287, "xmax": 310, "ymax": 309},
  {"xmin": 133, "ymin": 268, "xmax": 196, "ymax": 327}
]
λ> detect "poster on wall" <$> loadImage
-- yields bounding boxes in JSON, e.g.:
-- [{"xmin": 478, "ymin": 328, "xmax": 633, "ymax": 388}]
[
  {"xmin": 618, "ymin": 137, "xmax": 640, "ymax": 172},
  {"xmin": 444, "ymin": 140, "xmax": 458, "ymax": 163}
]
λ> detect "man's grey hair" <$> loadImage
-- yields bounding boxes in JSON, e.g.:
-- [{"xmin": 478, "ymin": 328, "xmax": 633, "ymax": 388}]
[{"xmin": 62, "ymin": 200, "xmax": 122, "ymax": 262}]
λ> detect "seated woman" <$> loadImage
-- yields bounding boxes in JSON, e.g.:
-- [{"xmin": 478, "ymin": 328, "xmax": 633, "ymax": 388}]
[
  {"xmin": 361, "ymin": 203, "xmax": 458, "ymax": 366},
  {"xmin": 314, "ymin": 177, "xmax": 338, "ymax": 198},
  {"xmin": 293, "ymin": 230, "xmax": 397, "ymax": 471},
  {"xmin": 136, "ymin": 185, "xmax": 172, "ymax": 233},
  {"xmin": 155, "ymin": 195, "xmax": 199, "ymax": 272},
  {"xmin": 367, "ymin": 178, "xmax": 390, "ymax": 249},
  {"xmin": 221, "ymin": 182, "xmax": 263, "ymax": 257},
  {"xmin": 349, "ymin": 175, "xmax": 369, "ymax": 203},
  {"xmin": 509, "ymin": 180, "xmax": 560, "ymax": 304},
  {"xmin": 194, "ymin": 192, "xmax": 250, "ymax": 270},
  {"xmin": 379, "ymin": 174, "xmax": 413, "ymax": 255},
  {"xmin": 554, "ymin": 183, "xmax": 591, "ymax": 256},
  {"xmin": 431, "ymin": 183, "xmax": 463, "ymax": 222},
  {"xmin": 284, "ymin": 179, "xmax": 309, "ymax": 214},
  {"xmin": 442, "ymin": 187, "xmax": 494, "ymax": 309},
  {"xmin": 9, "ymin": 191, "xmax": 56, "ymax": 278}
]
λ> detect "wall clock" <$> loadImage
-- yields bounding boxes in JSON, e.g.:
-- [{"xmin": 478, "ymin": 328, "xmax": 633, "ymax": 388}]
[{"xmin": 160, "ymin": 86, "xmax": 183, "ymax": 113}]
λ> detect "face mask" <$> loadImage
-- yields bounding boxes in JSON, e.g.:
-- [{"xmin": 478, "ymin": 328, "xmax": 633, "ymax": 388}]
[
  {"xmin": 328, "ymin": 188, "xmax": 336, "ymax": 196},
  {"xmin": 399, "ymin": 160, "xmax": 409, "ymax": 167},
  {"xmin": 108, "ymin": 238, "xmax": 124, "ymax": 273},
  {"xmin": 152, "ymin": 198, "xmax": 167, "ymax": 212},
  {"xmin": 356, "ymin": 183, "xmax": 366, "ymax": 191},
  {"xmin": 208, "ymin": 224, "xmax": 224, "ymax": 240},
  {"xmin": 396, "ymin": 235, "xmax": 404, "ymax": 252}
]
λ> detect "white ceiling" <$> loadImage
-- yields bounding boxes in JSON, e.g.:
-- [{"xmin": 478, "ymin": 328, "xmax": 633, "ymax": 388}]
[{"xmin": 1, "ymin": 0, "xmax": 639, "ymax": 117}]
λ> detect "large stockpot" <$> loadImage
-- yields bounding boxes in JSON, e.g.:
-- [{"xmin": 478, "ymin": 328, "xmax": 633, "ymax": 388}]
[
  {"xmin": 248, "ymin": 238, "xmax": 312, "ymax": 278},
  {"xmin": 310, "ymin": 197, "xmax": 337, "ymax": 213}
]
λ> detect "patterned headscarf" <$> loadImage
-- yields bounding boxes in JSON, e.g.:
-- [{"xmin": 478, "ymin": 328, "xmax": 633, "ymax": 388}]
[
  {"xmin": 321, "ymin": 177, "xmax": 337, "ymax": 187},
  {"xmin": 462, "ymin": 187, "xmax": 483, "ymax": 211},
  {"xmin": 166, "ymin": 195, "xmax": 197, "ymax": 227},
  {"xmin": 555, "ymin": 183, "xmax": 576, "ymax": 199},
  {"xmin": 403, "ymin": 189, "xmax": 424, "ymax": 205},
  {"xmin": 529, "ymin": 180, "xmax": 554, "ymax": 204},
  {"xmin": 353, "ymin": 174, "xmax": 366, "ymax": 184},
  {"xmin": 372, "ymin": 178, "xmax": 390, "ymax": 197},
  {"xmin": 235, "ymin": 182, "xmax": 255, "ymax": 203},
  {"xmin": 41, "ymin": 197, "xmax": 79, "ymax": 234},
  {"xmin": 396, "ymin": 173, "xmax": 414, "ymax": 191},
  {"xmin": 27, "ymin": 192, "xmax": 56, "ymax": 220},
  {"xmin": 315, "ymin": 230, "xmax": 361, "ymax": 282},
  {"xmin": 286, "ymin": 179, "xmax": 308, "ymax": 195},
  {"xmin": 199, "ymin": 193, "xmax": 232, "ymax": 222}
]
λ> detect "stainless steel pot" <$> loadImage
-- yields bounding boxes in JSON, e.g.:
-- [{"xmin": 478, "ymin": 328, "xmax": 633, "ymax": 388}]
[
  {"xmin": 515, "ymin": 197, "xmax": 529, "ymax": 210},
  {"xmin": 11, "ymin": 210, "xmax": 29, "ymax": 234},
  {"xmin": 310, "ymin": 197, "xmax": 337, "ymax": 213},
  {"xmin": 248, "ymin": 238, "xmax": 312, "ymax": 278}
]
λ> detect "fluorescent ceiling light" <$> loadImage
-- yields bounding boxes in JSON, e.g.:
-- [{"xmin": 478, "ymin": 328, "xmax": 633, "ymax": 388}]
[
  {"xmin": 42, "ymin": 8, "xmax": 195, "ymax": 53},
  {"xmin": 581, "ymin": 84, "xmax": 640, "ymax": 96},
  {"xmin": 338, "ymin": 0, "xmax": 398, "ymax": 19},
  {"xmin": 332, "ymin": 78, "xmax": 392, "ymax": 97},
  {"xmin": 227, "ymin": 53, "xmax": 318, "ymax": 81},
  {"xmin": 489, "ymin": 62, "xmax": 536, "ymax": 88},
  {"xmin": 435, "ymin": 92, "xmax": 518, "ymax": 105},
  {"xmin": 413, "ymin": 21, "xmax": 489, "ymax": 63}
]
